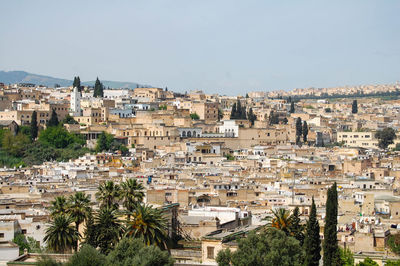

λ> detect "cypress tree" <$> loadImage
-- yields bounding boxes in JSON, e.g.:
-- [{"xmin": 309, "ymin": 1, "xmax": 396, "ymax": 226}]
[
  {"xmin": 47, "ymin": 109, "xmax": 59, "ymax": 127},
  {"xmin": 73, "ymin": 76, "xmax": 81, "ymax": 92},
  {"xmin": 30, "ymin": 111, "xmax": 38, "ymax": 140},
  {"xmin": 303, "ymin": 121, "xmax": 309, "ymax": 143},
  {"xmin": 237, "ymin": 100, "xmax": 243, "ymax": 119},
  {"xmin": 304, "ymin": 197, "xmax": 321, "ymax": 266},
  {"xmin": 290, "ymin": 102, "xmax": 295, "ymax": 113},
  {"xmin": 323, "ymin": 183, "xmax": 341, "ymax": 266},
  {"xmin": 230, "ymin": 103, "xmax": 237, "ymax": 119},
  {"xmin": 296, "ymin": 117, "xmax": 302, "ymax": 144},
  {"xmin": 290, "ymin": 206, "xmax": 305, "ymax": 246},
  {"xmin": 248, "ymin": 108, "xmax": 256, "ymax": 127},
  {"xmin": 352, "ymin": 100, "xmax": 358, "ymax": 114},
  {"xmin": 94, "ymin": 77, "xmax": 104, "ymax": 98}
]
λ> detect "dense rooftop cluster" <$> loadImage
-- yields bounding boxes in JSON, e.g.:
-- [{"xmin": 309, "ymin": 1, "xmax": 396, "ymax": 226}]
[{"xmin": 1, "ymin": 80, "xmax": 400, "ymax": 264}]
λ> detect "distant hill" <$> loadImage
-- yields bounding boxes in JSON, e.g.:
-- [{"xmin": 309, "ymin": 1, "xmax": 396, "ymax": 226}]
[{"xmin": 0, "ymin": 71, "xmax": 150, "ymax": 89}]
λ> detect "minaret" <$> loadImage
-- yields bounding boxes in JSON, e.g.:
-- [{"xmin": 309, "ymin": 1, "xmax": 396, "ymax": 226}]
[{"xmin": 70, "ymin": 87, "xmax": 81, "ymax": 116}]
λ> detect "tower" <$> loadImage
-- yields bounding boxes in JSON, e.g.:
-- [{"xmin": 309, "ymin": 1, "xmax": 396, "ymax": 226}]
[{"xmin": 70, "ymin": 87, "xmax": 81, "ymax": 116}]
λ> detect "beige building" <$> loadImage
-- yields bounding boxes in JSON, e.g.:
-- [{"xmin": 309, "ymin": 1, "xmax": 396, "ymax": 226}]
[
  {"xmin": 337, "ymin": 131, "xmax": 378, "ymax": 149},
  {"xmin": 191, "ymin": 101, "xmax": 219, "ymax": 123}
]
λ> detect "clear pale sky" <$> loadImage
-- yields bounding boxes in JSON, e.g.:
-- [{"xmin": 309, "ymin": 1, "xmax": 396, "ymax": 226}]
[{"xmin": 1, "ymin": 0, "xmax": 399, "ymax": 95}]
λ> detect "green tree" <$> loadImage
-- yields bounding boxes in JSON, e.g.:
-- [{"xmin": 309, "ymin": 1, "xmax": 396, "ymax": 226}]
[
  {"xmin": 66, "ymin": 244, "xmax": 105, "ymax": 266},
  {"xmin": 247, "ymin": 108, "xmax": 256, "ymax": 127},
  {"xmin": 62, "ymin": 114, "xmax": 78, "ymax": 125},
  {"xmin": 269, "ymin": 110, "xmax": 279, "ymax": 125},
  {"xmin": 356, "ymin": 257, "xmax": 378, "ymax": 266},
  {"xmin": 95, "ymin": 132, "xmax": 114, "ymax": 152},
  {"xmin": 230, "ymin": 103, "xmax": 237, "ymax": 119},
  {"xmin": 323, "ymin": 182, "xmax": 341, "ymax": 266},
  {"xmin": 93, "ymin": 77, "xmax": 104, "ymax": 98},
  {"xmin": 218, "ymin": 108, "xmax": 223, "ymax": 121},
  {"xmin": 106, "ymin": 237, "xmax": 174, "ymax": 266},
  {"xmin": 352, "ymin": 100, "xmax": 358, "ymax": 114},
  {"xmin": 125, "ymin": 204, "xmax": 169, "ymax": 249},
  {"xmin": 67, "ymin": 192, "xmax": 91, "ymax": 250},
  {"xmin": 290, "ymin": 206, "xmax": 304, "ymax": 245},
  {"xmin": 375, "ymin": 127, "xmax": 396, "ymax": 149},
  {"xmin": 340, "ymin": 247, "xmax": 354, "ymax": 266},
  {"xmin": 388, "ymin": 233, "xmax": 400, "ymax": 255},
  {"xmin": 216, "ymin": 248, "xmax": 232, "ymax": 266},
  {"xmin": 120, "ymin": 179, "xmax": 144, "ymax": 220},
  {"xmin": 96, "ymin": 180, "xmax": 121, "ymax": 210},
  {"xmin": 223, "ymin": 229, "xmax": 304, "ymax": 266},
  {"xmin": 296, "ymin": 117, "xmax": 302, "ymax": 144},
  {"xmin": 83, "ymin": 210, "xmax": 97, "ymax": 248},
  {"xmin": 267, "ymin": 208, "xmax": 292, "ymax": 235},
  {"xmin": 95, "ymin": 207, "xmax": 122, "ymax": 254},
  {"xmin": 303, "ymin": 121, "xmax": 309, "ymax": 143},
  {"xmin": 386, "ymin": 260, "xmax": 400, "ymax": 266},
  {"xmin": 290, "ymin": 102, "xmax": 295, "ymax": 113},
  {"xmin": 304, "ymin": 197, "xmax": 321, "ymax": 266},
  {"xmin": 47, "ymin": 109, "xmax": 59, "ymax": 127},
  {"xmin": 73, "ymin": 76, "xmax": 81, "ymax": 92},
  {"xmin": 49, "ymin": 196, "xmax": 68, "ymax": 218},
  {"xmin": 44, "ymin": 214, "xmax": 79, "ymax": 253},
  {"xmin": 13, "ymin": 233, "xmax": 30, "ymax": 255},
  {"xmin": 30, "ymin": 111, "xmax": 38, "ymax": 140},
  {"xmin": 39, "ymin": 126, "xmax": 84, "ymax": 149},
  {"xmin": 190, "ymin": 113, "xmax": 200, "ymax": 120},
  {"xmin": 2, "ymin": 131, "xmax": 30, "ymax": 157}
]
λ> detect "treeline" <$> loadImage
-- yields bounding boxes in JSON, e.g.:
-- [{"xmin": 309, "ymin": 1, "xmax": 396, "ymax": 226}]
[
  {"xmin": 0, "ymin": 112, "xmax": 89, "ymax": 167},
  {"xmin": 230, "ymin": 100, "xmax": 257, "ymax": 126},
  {"xmin": 32, "ymin": 179, "xmax": 174, "ymax": 265}
]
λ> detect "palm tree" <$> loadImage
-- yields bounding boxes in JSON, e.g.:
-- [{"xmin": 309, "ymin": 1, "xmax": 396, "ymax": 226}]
[
  {"xmin": 49, "ymin": 196, "xmax": 67, "ymax": 217},
  {"xmin": 67, "ymin": 192, "xmax": 91, "ymax": 250},
  {"xmin": 95, "ymin": 207, "xmax": 122, "ymax": 254},
  {"xmin": 120, "ymin": 179, "xmax": 144, "ymax": 220},
  {"xmin": 96, "ymin": 181, "xmax": 121, "ymax": 210},
  {"xmin": 44, "ymin": 214, "xmax": 79, "ymax": 253},
  {"xmin": 266, "ymin": 208, "xmax": 293, "ymax": 235},
  {"xmin": 125, "ymin": 204, "xmax": 169, "ymax": 249}
]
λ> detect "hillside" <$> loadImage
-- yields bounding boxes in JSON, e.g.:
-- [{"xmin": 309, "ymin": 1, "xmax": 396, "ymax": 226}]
[{"xmin": 0, "ymin": 70, "xmax": 149, "ymax": 89}]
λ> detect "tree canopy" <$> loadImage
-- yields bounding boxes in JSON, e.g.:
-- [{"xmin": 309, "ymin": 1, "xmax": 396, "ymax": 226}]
[
  {"xmin": 375, "ymin": 127, "xmax": 396, "ymax": 149},
  {"xmin": 216, "ymin": 229, "xmax": 304, "ymax": 266}
]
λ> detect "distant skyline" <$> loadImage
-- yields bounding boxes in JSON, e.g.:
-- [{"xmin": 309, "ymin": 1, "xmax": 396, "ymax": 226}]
[{"xmin": 1, "ymin": 0, "xmax": 399, "ymax": 95}]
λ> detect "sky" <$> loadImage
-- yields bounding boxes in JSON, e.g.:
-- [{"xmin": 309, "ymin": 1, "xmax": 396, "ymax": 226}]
[{"xmin": 0, "ymin": 0, "xmax": 399, "ymax": 95}]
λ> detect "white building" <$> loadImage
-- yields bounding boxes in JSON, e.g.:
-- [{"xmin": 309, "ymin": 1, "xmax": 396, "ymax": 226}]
[
  {"xmin": 70, "ymin": 87, "xmax": 81, "ymax": 116},
  {"xmin": 219, "ymin": 120, "xmax": 239, "ymax": 137}
]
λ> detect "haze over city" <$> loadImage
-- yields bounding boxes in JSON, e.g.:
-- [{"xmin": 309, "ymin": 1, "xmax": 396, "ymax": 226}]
[{"xmin": 1, "ymin": 0, "xmax": 400, "ymax": 94}]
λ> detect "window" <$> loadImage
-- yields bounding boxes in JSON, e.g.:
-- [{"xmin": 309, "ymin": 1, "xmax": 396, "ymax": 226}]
[
  {"xmin": 207, "ymin": 246, "xmax": 215, "ymax": 259},
  {"xmin": 22, "ymin": 229, "xmax": 27, "ymax": 234},
  {"xmin": 0, "ymin": 233, "xmax": 4, "ymax": 238}
]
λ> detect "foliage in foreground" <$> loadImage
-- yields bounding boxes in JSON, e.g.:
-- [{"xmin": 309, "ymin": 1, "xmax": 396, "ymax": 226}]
[{"xmin": 216, "ymin": 228, "xmax": 304, "ymax": 266}]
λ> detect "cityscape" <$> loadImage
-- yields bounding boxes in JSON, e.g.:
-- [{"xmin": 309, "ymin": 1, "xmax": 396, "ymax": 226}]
[{"xmin": 1, "ymin": 1, "xmax": 400, "ymax": 266}]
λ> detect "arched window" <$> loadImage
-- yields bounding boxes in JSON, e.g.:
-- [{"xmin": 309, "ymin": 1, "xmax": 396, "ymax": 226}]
[
  {"xmin": 193, "ymin": 131, "xmax": 197, "ymax": 137},
  {"xmin": 187, "ymin": 131, "xmax": 192, "ymax": 137},
  {"xmin": 182, "ymin": 131, "xmax": 186, "ymax": 137}
]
